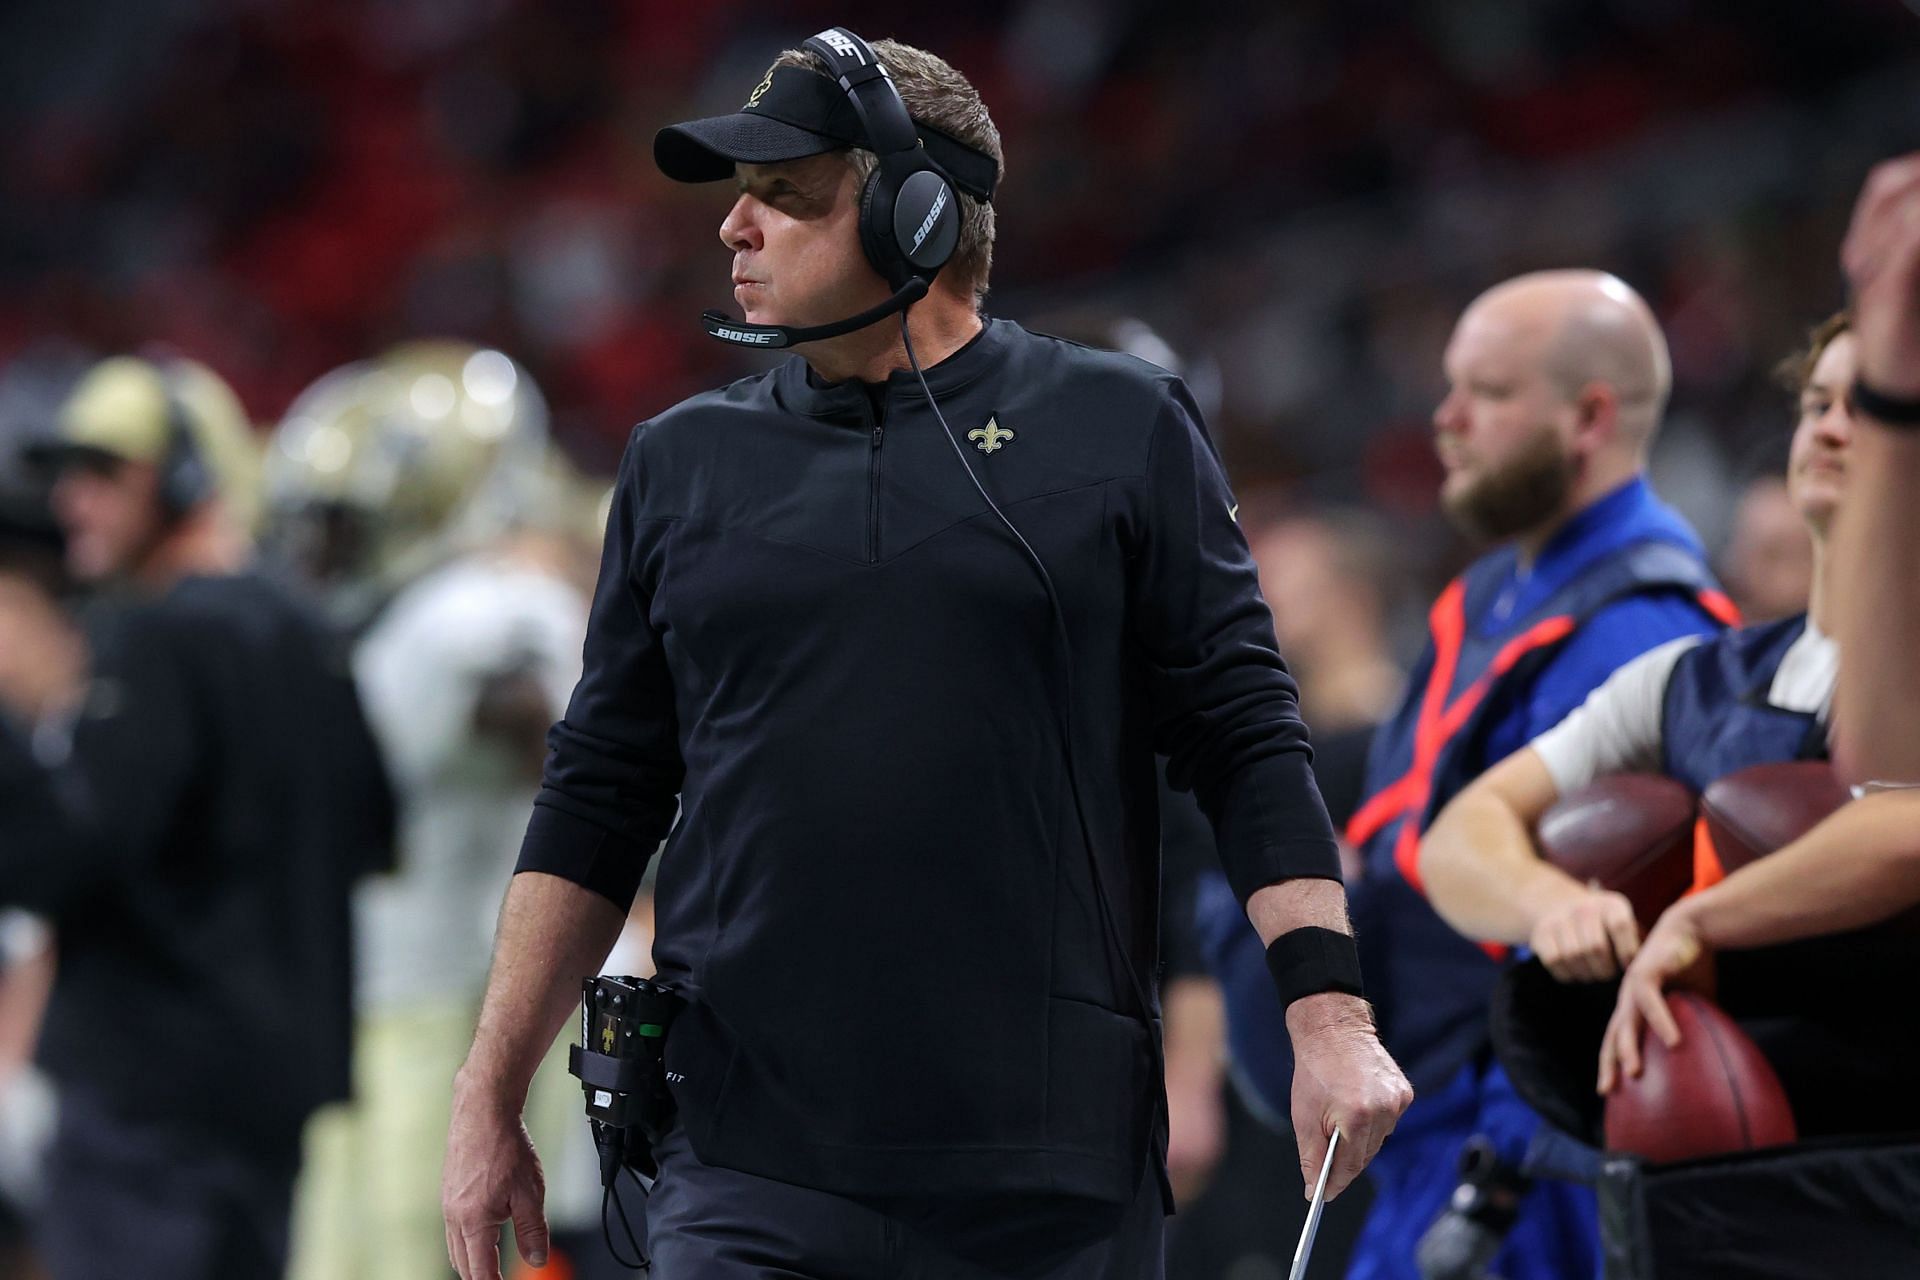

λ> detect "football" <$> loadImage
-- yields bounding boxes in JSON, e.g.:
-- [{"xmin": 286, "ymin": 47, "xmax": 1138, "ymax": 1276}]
[
  {"xmin": 1699, "ymin": 760, "xmax": 1848, "ymax": 874},
  {"xmin": 1603, "ymin": 991, "xmax": 1798, "ymax": 1162},
  {"xmin": 1535, "ymin": 773, "xmax": 1697, "ymax": 930}
]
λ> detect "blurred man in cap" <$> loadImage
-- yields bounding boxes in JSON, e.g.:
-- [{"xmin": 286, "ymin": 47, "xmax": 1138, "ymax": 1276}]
[
  {"xmin": 0, "ymin": 355, "xmax": 394, "ymax": 1280},
  {"xmin": 29, "ymin": 357, "xmax": 261, "ymax": 587}
]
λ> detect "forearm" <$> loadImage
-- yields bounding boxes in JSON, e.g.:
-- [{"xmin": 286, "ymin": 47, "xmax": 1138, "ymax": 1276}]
[
  {"xmin": 1832, "ymin": 427, "xmax": 1920, "ymax": 784},
  {"xmin": 1245, "ymin": 874, "xmax": 1351, "ymax": 944},
  {"xmin": 1684, "ymin": 791, "xmax": 1920, "ymax": 949},
  {"xmin": 458, "ymin": 870, "xmax": 627, "ymax": 1107},
  {"xmin": 1161, "ymin": 975, "xmax": 1226, "ymax": 1088},
  {"xmin": 1421, "ymin": 786, "xmax": 1585, "ymax": 944}
]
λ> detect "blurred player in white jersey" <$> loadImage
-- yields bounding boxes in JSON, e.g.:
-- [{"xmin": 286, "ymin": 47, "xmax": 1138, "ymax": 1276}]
[{"xmin": 269, "ymin": 343, "xmax": 603, "ymax": 1280}]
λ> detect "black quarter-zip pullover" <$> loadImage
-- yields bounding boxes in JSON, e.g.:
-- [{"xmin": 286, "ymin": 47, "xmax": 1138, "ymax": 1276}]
[{"xmin": 517, "ymin": 318, "xmax": 1340, "ymax": 1203}]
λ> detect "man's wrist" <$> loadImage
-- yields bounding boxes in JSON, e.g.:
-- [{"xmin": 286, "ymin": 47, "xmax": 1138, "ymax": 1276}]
[
  {"xmin": 1285, "ymin": 989, "xmax": 1376, "ymax": 1041},
  {"xmin": 1666, "ymin": 891, "xmax": 1718, "ymax": 951},
  {"xmin": 1851, "ymin": 376, "xmax": 1920, "ymax": 428},
  {"xmin": 453, "ymin": 1057, "xmax": 531, "ymax": 1113},
  {"xmin": 1265, "ymin": 925, "xmax": 1365, "ymax": 1011},
  {"xmin": 1518, "ymin": 867, "xmax": 1595, "ymax": 933}
]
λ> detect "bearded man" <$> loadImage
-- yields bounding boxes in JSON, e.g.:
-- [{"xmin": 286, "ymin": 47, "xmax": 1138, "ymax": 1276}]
[{"xmin": 1201, "ymin": 271, "xmax": 1738, "ymax": 1279}]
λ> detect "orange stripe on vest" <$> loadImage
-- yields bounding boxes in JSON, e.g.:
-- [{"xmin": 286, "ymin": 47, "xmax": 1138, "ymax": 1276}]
[
  {"xmin": 1688, "ymin": 813, "xmax": 1726, "ymax": 894},
  {"xmin": 1345, "ymin": 577, "xmax": 1578, "ymax": 898}
]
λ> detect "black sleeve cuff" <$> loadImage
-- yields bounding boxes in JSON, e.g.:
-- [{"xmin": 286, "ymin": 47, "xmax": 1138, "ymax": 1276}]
[
  {"xmin": 1223, "ymin": 837, "xmax": 1344, "ymax": 907},
  {"xmin": 1265, "ymin": 926, "xmax": 1365, "ymax": 1009},
  {"xmin": 514, "ymin": 800, "xmax": 655, "ymax": 910}
]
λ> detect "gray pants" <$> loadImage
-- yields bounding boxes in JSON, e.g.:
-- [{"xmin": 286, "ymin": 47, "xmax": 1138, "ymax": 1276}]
[{"xmin": 644, "ymin": 1125, "xmax": 1166, "ymax": 1279}]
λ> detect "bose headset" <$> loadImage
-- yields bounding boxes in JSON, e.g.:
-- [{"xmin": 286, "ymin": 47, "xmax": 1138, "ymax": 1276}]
[{"xmin": 699, "ymin": 27, "xmax": 965, "ymax": 350}]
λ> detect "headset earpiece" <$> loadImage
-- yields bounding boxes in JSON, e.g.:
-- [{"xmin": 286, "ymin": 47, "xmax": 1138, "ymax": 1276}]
[
  {"xmin": 156, "ymin": 366, "xmax": 213, "ymax": 517},
  {"xmin": 804, "ymin": 27, "xmax": 961, "ymax": 292},
  {"xmin": 857, "ymin": 165, "xmax": 899, "ymax": 289}
]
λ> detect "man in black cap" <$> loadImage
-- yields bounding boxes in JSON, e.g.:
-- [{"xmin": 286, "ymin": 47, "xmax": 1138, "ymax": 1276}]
[
  {"xmin": 443, "ymin": 31, "xmax": 1409, "ymax": 1280},
  {"xmin": 0, "ymin": 356, "xmax": 394, "ymax": 1280}
]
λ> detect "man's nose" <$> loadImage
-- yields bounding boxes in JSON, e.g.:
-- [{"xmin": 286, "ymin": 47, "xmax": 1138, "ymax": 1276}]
[
  {"xmin": 1432, "ymin": 389, "xmax": 1464, "ymax": 435},
  {"xmin": 49, "ymin": 474, "xmax": 87, "ymax": 526},
  {"xmin": 719, "ymin": 196, "xmax": 762, "ymax": 253}
]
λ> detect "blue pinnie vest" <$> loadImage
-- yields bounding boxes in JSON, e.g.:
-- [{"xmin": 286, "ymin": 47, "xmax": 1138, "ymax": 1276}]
[
  {"xmin": 1347, "ymin": 540, "xmax": 1737, "ymax": 1093},
  {"xmin": 1660, "ymin": 613, "xmax": 1826, "ymax": 793}
]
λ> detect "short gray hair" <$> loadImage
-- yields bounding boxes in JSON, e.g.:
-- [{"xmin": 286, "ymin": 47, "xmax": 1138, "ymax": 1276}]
[{"xmin": 772, "ymin": 38, "xmax": 1002, "ymax": 305}]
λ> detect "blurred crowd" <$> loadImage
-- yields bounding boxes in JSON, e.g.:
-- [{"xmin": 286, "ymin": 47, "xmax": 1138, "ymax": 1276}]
[
  {"xmin": 0, "ymin": 2, "xmax": 1918, "ymax": 1278},
  {"xmin": 3, "ymin": 0, "xmax": 1917, "ymax": 497}
]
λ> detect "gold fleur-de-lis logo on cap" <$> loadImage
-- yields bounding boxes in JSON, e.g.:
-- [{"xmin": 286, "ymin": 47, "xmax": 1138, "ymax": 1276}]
[
  {"xmin": 968, "ymin": 416, "xmax": 1014, "ymax": 454},
  {"xmin": 745, "ymin": 71, "xmax": 774, "ymax": 108}
]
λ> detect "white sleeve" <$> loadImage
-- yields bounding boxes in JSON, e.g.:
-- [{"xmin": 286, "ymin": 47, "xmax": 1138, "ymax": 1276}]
[
  {"xmin": 1531, "ymin": 635, "xmax": 1706, "ymax": 795},
  {"xmin": 353, "ymin": 564, "xmax": 587, "ymax": 787}
]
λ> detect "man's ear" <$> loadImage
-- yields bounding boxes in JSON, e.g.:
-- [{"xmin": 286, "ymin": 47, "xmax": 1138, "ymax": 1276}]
[{"xmin": 1573, "ymin": 380, "xmax": 1621, "ymax": 452}]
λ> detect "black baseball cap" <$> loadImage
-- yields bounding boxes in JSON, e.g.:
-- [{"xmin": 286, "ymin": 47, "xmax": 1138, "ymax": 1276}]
[{"xmin": 653, "ymin": 66, "xmax": 997, "ymax": 202}]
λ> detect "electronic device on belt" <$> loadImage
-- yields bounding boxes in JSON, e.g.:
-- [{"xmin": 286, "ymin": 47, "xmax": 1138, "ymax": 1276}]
[{"xmin": 568, "ymin": 975, "xmax": 682, "ymax": 1180}]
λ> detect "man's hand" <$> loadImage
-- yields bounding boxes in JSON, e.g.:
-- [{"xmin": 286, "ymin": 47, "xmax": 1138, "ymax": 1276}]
[
  {"xmin": 1529, "ymin": 887, "xmax": 1640, "ymax": 983},
  {"xmin": 442, "ymin": 1069, "xmax": 550, "ymax": 1280},
  {"xmin": 1596, "ymin": 902, "xmax": 1715, "ymax": 1095},
  {"xmin": 1286, "ymin": 992, "xmax": 1413, "ymax": 1201},
  {"xmin": 1842, "ymin": 151, "xmax": 1920, "ymax": 399}
]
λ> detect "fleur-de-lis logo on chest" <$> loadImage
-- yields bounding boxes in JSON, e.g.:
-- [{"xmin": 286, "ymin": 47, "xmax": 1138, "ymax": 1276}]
[{"xmin": 967, "ymin": 415, "xmax": 1014, "ymax": 454}]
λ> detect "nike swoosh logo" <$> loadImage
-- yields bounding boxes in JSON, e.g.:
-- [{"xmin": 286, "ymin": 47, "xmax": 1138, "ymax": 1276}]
[{"xmin": 1228, "ymin": 503, "xmax": 1239, "ymax": 523}]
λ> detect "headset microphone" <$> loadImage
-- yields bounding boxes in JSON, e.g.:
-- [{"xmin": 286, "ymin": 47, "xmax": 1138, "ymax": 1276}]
[{"xmin": 701, "ymin": 277, "xmax": 929, "ymax": 349}]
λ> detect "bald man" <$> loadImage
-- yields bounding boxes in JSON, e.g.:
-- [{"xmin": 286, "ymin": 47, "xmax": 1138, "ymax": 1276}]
[{"xmin": 1200, "ymin": 272, "xmax": 1735, "ymax": 1280}]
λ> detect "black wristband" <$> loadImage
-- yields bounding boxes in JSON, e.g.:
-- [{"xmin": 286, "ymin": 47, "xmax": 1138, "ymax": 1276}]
[
  {"xmin": 1265, "ymin": 925, "xmax": 1365, "ymax": 1010},
  {"xmin": 1851, "ymin": 377, "xmax": 1920, "ymax": 427}
]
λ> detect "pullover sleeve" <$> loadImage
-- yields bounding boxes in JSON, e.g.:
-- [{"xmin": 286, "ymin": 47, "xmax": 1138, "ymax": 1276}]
[
  {"xmin": 0, "ymin": 606, "xmax": 199, "ymax": 914},
  {"xmin": 1127, "ymin": 381, "xmax": 1342, "ymax": 905},
  {"xmin": 513, "ymin": 428, "xmax": 685, "ymax": 908}
]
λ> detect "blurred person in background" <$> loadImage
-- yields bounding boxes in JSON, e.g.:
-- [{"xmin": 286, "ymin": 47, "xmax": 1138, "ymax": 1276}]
[
  {"xmin": 0, "ymin": 473, "xmax": 75, "ymax": 1280},
  {"xmin": 0, "ymin": 356, "xmax": 395, "ymax": 1280},
  {"xmin": 445, "ymin": 28, "xmax": 1408, "ymax": 1280},
  {"xmin": 1833, "ymin": 151, "xmax": 1920, "ymax": 786},
  {"xmin": 1717, "ymin": 476, "xmax": 1813, "ymax": 624},
  {"xmin": 1201, "ymin": 271, "xmax": 1737, "ymax": 1279},
  {"xmin": 266, "ymin": 342, "xmax": 605, "ymax": 1280},
  {"xmin": 1252, "ymin": 511, "xmax": 1406, "ymax": 829}
]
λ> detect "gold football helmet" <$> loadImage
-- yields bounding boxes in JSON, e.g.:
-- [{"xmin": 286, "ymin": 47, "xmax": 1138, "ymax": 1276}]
[{"xmin": 263, "ymin": 341, "xmax": 550, "ymax": 620}]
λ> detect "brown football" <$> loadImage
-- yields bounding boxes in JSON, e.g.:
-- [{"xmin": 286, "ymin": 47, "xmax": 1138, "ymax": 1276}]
[
  {"xmin": 1699, "ymin": 760, "xmax": 1849, "ymax": 874},
  {"xmin": 1535, "ymin": 774, "xmax": 1697, "ymax": 931},
  {"xmin": 1604, "ymin": 992, "xmax": 1798, "ymax": 1163}
]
